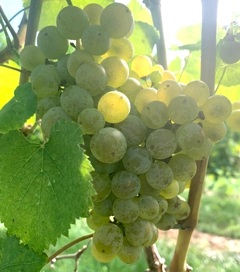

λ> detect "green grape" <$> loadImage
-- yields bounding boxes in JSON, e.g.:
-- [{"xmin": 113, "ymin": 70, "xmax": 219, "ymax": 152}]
[
  {"xmin": 139, "ymin": 174, "xmax": 162, "ymax": 198},
  {"xmin": 86, "ymin": 209, "xmax": 109, "ymax": 231},
  {"xmin": 157, "ymin": 80, "xmax": 183, "ymax": 105},
  {"xmin": 174, "ymin": 196, "xmax": 190, "ymax": 221},
  {"xmin": 138, "ymin": 195, "xmax": 159, "ymax": 220},
  {"xmin": 141, "ymin": 101, "xmax": 169, "ymax": 129},
  {"xmin": 155, "ymin": 195, "xmax": 168, "ymax": 215},
  {"xmin": 178, "ymin": 181, "xmax": 187, "ymax": 194},
  {"xmin": 145, "ymin": 161, "xmax": 173, "ymax": 191},
  {"xmin": 111, "ymin": 170, "xmax": 141, "ymax": 199},
  {"xmin": 227, "ymin": 109, "xmax": 240, "ymax": 132},
  {"xmin": 176, "ymin": 123, "xmax": 205, "ymax": 151},
  {"xmin": 56, "ymin": 54, "xmax": 75, "ymax": 85},
  {"xmin": 117, "ymin": 236, "xmax": 142, "ymax": 264},
  {"xmin": 166, "ymin": 196, "xmax": 182, "ymax": 214},
  {"xmin": 125, "ymin": 217, "xmax": 153, "ymax": 247},
  {"xmin": 134, "ymin": 87, "xmax": 158, "ymax": 113},
  {"xmin": 98, "ymin": 91, "xmax": 130, "ymax": 123},
  {"xmin": 60, "ymin": 85, "xmax": 94, "ymax": 120},
  {"xmin": 168, "ymin": 95, "xmax": 199, "ymax": 124},
  {"xmin": 78, "ymin": 108, "xmax": 105, "ymax": 135},
  {"xmin": 30, "ymin": 64, "xmax": 61, "ymax": 84},
  {"xmin": 168, "ymin": 154, "xmax": 197, "ymax": 182},
  {"xmin": 37, "ymin": 96, "xmax": 61, "ymax": 118},
  {"xmin": 185, "ymin": 137, "xmax": 213, "ymax": 160},
  {"xmin": 182, "ymin": 80, "xmax": 210, "ymax": 107},
  {"xmin": 91, "ymin": 172, "xmax": 112, "ymax": 202},
  {"xmin": 129, "ymin": 70, "xmax": 141, "ymax": 82},
  {"xmin": 160, "ymin": 180, "xmax": 179, "ymax": 199},
  {"xmin": 129, "ymin": 102, "xmax": 141, "ymax": 117},
  {"xmin": 220, "ymin": 41, "xmax": 240, "ymax": 64},
  {"xmin": 131, "ymin": 55, "xmax": 152, "ymax": 77},
  {"xmin": 20, "ymin": 45, "xmax": 45, "ymax": 71},
  {"xmin": 93, "ymin": 85, "xmax": 115, "ymax": 108},
  {"xmin": 149, "ymin": 70, "xmax": 163, "ymax": 85},
  {"xmin": 32, "ymin": 74, "xmax": 59, "ymax": 98},
  {"xmin": 145, "ymin": 223, "xmax": 159, "ymax": 246},
  {"xmin": 81, "ymin": 25, "xmax": 111, "ymax": 56},
  {"xmin": 90, "ymin": 127, "xmax": 127, "ymax": 163},
  {"xmin": 41, "ymin": 107, "xmax": 71, "ymax": 138},
  {"xmin": 155, "ymin": 213, "xmax": 176, "ymax": 230},
  {"xmin": 232, "ymin": 101, "xmax": 240, "ymax": 110},
  {"xmin": 67, "ymin": 49, "xmax": 95, "ymax": 78},
  {"xmin": 122, "ymin": 146, "xmax": 152, "ymax": 175},
  {"xmin": 91, "ymin": 244, "xmax": 116, "ymax": 263},
  {"xmin": 146, "ymin": 129, "xmax": 177, "ymax": 160},
  {"xmin": 56, "ymin": 5, "xmax": 89, "ymax": 40},
  {"xmin": 200, "ymin": 95, "xmax": 232, "ymax": 123},
  {"xmin": 197, "ymin": 119, "xmax": 227, "ymax": 143},
  {"xmin": 117, "ymin": 77, "xmax": 142, "ymax": 103},
  {"xmin": 107, "ymin": 37, "xmax": 134, "ymax": 62},
  {"xmin": 75, "ymin": 62, "xmax": 108, "ymax": 96},
  {"xmin": 114, "ymin": 115, "xmax": 147, "ymax": 147},
  {"xmin": 37, "ymin": 26, "xmax": 68, "ymax": 59},
  {"xmin": 113, "ymin": 198, "xmax": 139, "ymax": 224},
  {"xmin": 151, "ymin": 64, "xmax": 164, "ymax": 74},
  {"xmin": 83, "ymin": 3, "xmax": 103, "ymax": 25},
  {"xmin": 93, "ymin": 223, "xmax": 123, "ymax": 255},
  {"xmin": 101, "ymin": 56, "xmax": 129, "ymax": 88},
  {"xmin": 93, "ymin": 192, "xmax": 116, "ymax": 216},
  {"xmin": 100, "ymin": 3, "xmax": 134, "ymax": 39}
]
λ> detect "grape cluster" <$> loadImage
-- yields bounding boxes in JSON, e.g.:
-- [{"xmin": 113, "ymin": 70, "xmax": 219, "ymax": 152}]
[{"xmin": 19, "ymin": 2, "xmax": 237, "ymax": 265}]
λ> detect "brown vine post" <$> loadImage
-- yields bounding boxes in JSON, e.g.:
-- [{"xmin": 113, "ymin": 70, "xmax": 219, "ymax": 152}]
[{"xmin": 169, "ymin": 1, "xmax": 219, "ymax": 271}]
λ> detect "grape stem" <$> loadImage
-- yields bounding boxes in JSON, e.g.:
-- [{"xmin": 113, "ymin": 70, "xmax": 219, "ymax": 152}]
[
  {"xmin": 66, "ymin": 0, "xmax": 73, "ymax": 6},
  {"xmin": 214, "ymin": 65, "xmax": 227, "ymax": 94},
  {"xmin": 178, "ymin": 53, "xmax": 191, "ymax": 82},
  {"xmin": 0, "ymin": 63, "xmax": 30, "ymax": 75}
]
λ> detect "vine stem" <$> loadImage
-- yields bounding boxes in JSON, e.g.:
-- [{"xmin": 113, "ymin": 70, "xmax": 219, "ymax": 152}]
[
  {"xmin": 214, "ymin": 65, "xmax": 227, "ymax": 94},
  {"xmin": 47, "ymin": 233, "xmax": 94, "ymax": 264},
  {"xmin": 0, "ymin": 63, "xmax": 30, "ymax": 75}
]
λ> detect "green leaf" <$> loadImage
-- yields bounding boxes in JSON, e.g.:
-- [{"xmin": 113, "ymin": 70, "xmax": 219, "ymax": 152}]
[
  {"xmin": 0, "ymin": 225, "xmax": 47, "ymax": 272},
  {"xmin": 0, "ymin": 83, "xmax": 37, "ymax": 134},
  {"xmin": 128, "ymin": 0, "xmax": 152, "ymax": 25},
  {"xmin": 176, "ymin": 24, "xmax": 202, "ymax": 45},
  {"xmin": 0, "ymin": 120, "xmax": 94, "ymax": 253},
  {"xmin": 215, "ymin": 60, "xmax": 240, "ymax": 87},
  {"xmin": 216, "ymin": 84, "xmax": 240, "ymax": 102},
  {"xmin": 129, "ymin": 21, "xmax": 159, "ymax": 56}
]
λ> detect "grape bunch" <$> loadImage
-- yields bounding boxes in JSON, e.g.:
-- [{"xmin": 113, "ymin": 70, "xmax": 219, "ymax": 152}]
[{"xmin": 19, "ymin": 2, "xmax": 237, "ymax": 265}]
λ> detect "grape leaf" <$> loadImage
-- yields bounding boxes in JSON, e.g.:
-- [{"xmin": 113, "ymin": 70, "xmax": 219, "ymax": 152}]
[
  {"xmin": 215, "ymin": 60, "xmax": 240, "ymax": 87},
  {"xmin": 0, "ymin": 120, "xmax": 94, "ymax": 253},
  {"xmin": 216, "ymin": 84, "xmax": 240, "ymax": 102},
  {"xmin": 128, "ymin": 0, "xmax": 152, "ymax": 25},
  {"xmin": 129, "ymin": 21, "xmax": 159, "ymax": 56},
  {"xmin": 0, "ymin": 83, "xmax": 37, "ymax": 134},
  {"xmin": 0, "ymin": 225, "xmax": 47, "ymax": 272}
]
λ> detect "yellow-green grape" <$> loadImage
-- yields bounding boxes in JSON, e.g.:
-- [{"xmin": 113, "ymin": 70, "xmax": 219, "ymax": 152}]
[
  {"xmin": 161, "ymin": 70, "xmax": 177, "ymax": 82},
  {"xmin": 226, "ymin": 109, "xmax": 240, "ymax": 132},
  {"xmin": 174, "ymin": 197, "xmax": 190, "ymax": 221},
  {"xmin": 113, "ymin": 198, "xmax": 139, "ymax": 224},
  {"xmin": 20, "ymin": 45, "xmax": 45, "ymax": 71},
  {"xmin": 138, "ymin": 195, "xmax": 159, "ymax": 220},
  {"xmin": 155, "ymin": 213, "xmax": 176, "ymax": 230},
  {"xmin": 125, "ymin": 217, "xmax": 153, "ymax": 247},
  {"xmin": 139, "ymin": 174, "xmax": 162, "ymax": 198},
  {"xmin": 93, "ymin": 223, "xmax": 123, "ymax": 255},
  {"xmin": 155, "ymin": 195, "xmax": 168, "ymax": 215},
  {"xmin": 141, "ymin": 101, "xmax": 168, "ymax": 129},
  {"xmin": 75, "ymin": 62, "xmax": 108, "ymax": 96},
  {"xmin": 145, "ymin": 224, "xmax": 159, "ymax": 246},
  {"xmin": 149, "ymin": 70, "xmax": 163, "ymax": 85},
  {"xmin": 176, "ymin": 123, "xmax": 205, "ymax": 151},
  {"xmin": 107, "ymin": 37, "xmax": 134, "ymax": 62},
  {"xmin": 129, "ymin": 70, "xmax": 141, "ymax": 82},
  {"xmin": 198, "ymin": 119, "xmax": 227, "ymax": 143},
  {"xmin": 185, "ymin": 137, "xmax": 213, "ymax": 160},
  {"xmin": 98, "ymin": 91, "xmax": 130, "ymax": 123},
  {"xmin": 114, "ymin": 115, "xmax": 147, "ymax": 147},
  {"xmin": 145, "ymin": 161, "xmax": 173, "ymax": 191},
  {"xmin": 201, "ymin": 94, "xmax": 232, "ymax": 123},
  {"xmin": 220, "ymin": 41, "xmax": 240, "ymax": 64},
  {"xmin": 122, "ymin": 146, "xmax": 152, "ymax": 175},
  {"xmin": 81, "ymin": 25, "xmax": 111, "ymax": 56},
  {"xmin": 101, "ymin": 56, "xmax": 129, "ymax": 88},
  {"xmin": 182, "ymin": 80, "xmax": 210, "ymax": 107},
  {"xmin": 67, "ymin": 49, "xmax": 95, "ymax": 78},
  {"xmin": 166, "ymin": 196, "xmax": 182, "ymax": 214},
  {"xmin": 131, "ymin": 55, "xmax": 152, "ymax": 77},
  {"xmin": 56, "ymin": 5, "xmax": 89, "ymax": 40},
  {"xmin": 111, "ymin": 170, "xmax": 141, "ymax": 199},
  {"xmin": 37, "ymin": 26, "xmax": 68, "ymax": 59},
  {"xmin": 83, "ymin": 3, "xmax": 103, "ymax": 25},
  {"xmin": 177, "ymin": 181, "xmax": 186, "ymax": 194},
  {"xmin": 151, "ymin": 64, "xmax": 164, "ymax": 74},
  {"xmin": 30, "ymin": 64, "xmax": 61, "ymax": 85},
  {"xmin": 60, "ymin": 85, "xmax": 94, "ymax": 120},
  {"xmin": 78, "ymin": 108, "xmax": 105, "ymax": 135},
  {"xmin": 90, "ymin": 127, "xmax": 127, "ymax": 163},
  {"xmin": 57, "ymin": 54, "xmax": 75, "ymax": 85},
  {"xmin": 37, "ymin": 96, "xmax": 60, "ymax": 118},
  {"xmin": 41, "ymin": 107, "xmax": 71, "ymax": 138},
  {"xmin": 117, "ymin": 236, "xmax": 142, "ymax": 264},
  {"xmin": 160, "ymin": 180, "xmax": 179, "ymax": 199},
  {"xmin": 91, "ymin": 172, "xmax": 112, "ymax": 202},
  {"xmin": 100, "ymin": 3, "xmax": 134, "ymax": 39},
  {"xmin": 146, "ymin": 129, "xmax": 177, "ymax": 160},
  {"xmin": 157, "ymin": 80, "xmax": 183, "ymax": 106},
  {"xmin": 134, "ymin": 87, "xmax": 158, "ymax": 113},
  {"xmin": 118, "ymin": 77, "xmax": 142, "ymax": 103},
  {"xmin": 32, "ymin": 74, "xmax": 59, "ymax": 98},
  {"xmin": 93, "ymin": 85, "xmax": 115, "ymax": 108},
  {"xmin": 168, "ymin": 154, "xmax": 197, "ymax": 182},
  {"xmin": 91, "ymin": 244, "xmax": 116, "ymax": 263},
  {"xmin": 93, "ymin": 192, "xmax": 116, "ymax": 216},
  {"xmin": 168, "ymin": 95, "xmax": 199, "ymax": 124},
  {"xmin": 86, "ymin": 209, "xmax": 109, "ymax": 231},
  {"xmin": 232, "ymin": 101, "xmax": 240, "ymax": 110}
]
